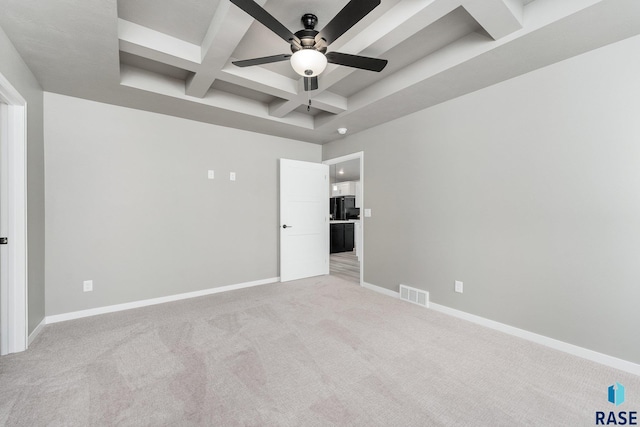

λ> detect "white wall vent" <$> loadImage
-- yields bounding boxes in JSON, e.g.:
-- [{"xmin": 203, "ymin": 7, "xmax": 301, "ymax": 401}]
[{"xmin": 399, "ymin": 284, "xmax": 429, "ymax": 308}]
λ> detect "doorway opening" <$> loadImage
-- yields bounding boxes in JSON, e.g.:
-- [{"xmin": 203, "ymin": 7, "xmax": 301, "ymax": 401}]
[
  {"xmin": 0, "ymin": 71, "xmax": 28, "ymax": 356},
  {"xmin": 323, "ymin": 152, "xmax": 364, "ymax": 286}
]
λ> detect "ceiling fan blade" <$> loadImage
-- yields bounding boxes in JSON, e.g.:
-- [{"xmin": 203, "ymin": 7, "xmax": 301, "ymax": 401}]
[
  {"xmin": 230, "ymin": 0, "xmax": 300, "ymax": 45},
  {"xmin": 326, "ymin": 51, "xmax": 388, "ymax": 72},
  {"xmin": 316, "ymin": 0, "xmax": 380, "ymax": 46},
  {"xmin": 304, "ymin": 76, "xmax": 318, "ymax": 91},
  {"xmin": 232, "ymin": 54, "xmax": 292, "ymax": 67}
]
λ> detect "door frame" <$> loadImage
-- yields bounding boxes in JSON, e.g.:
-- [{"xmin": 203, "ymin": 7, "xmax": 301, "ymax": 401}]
[
  {"xmin": 323, "ymin": 152, "xmax": 364, "ymax": 286},
  {"xmin": 0, "ymin": 71, "xmax": 28, "ymax": 356}
]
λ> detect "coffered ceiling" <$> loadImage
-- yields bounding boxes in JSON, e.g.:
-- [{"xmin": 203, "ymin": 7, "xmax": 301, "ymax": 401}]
[{"xmin": 1, "ymin": 0, "xmax": 639, "ymax": 144}]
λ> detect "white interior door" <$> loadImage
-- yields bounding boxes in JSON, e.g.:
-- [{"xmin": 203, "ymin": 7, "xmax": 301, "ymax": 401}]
[
  {"xmin": 280, "ymin": 159, "xmax": 329, "ymax": 282},
  {"xmin": 0, "ymin": 72, "xmax": 28, "ymax": 356},
  {"xmin": 0, "ymin": 101, "xmax": 6, "ymax": 353}
]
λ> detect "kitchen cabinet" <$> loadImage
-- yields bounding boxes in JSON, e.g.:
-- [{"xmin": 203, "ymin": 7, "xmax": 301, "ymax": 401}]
[
  {"xmin": 330, "ymin": 225, "xmax": 343, "ymax": 253},
  {"xmin": 330, "ymin": 223, "xmax": 355, "ymax": 253},
  {"xmin": 331, "ymin": 181, "xmax": 357, "ymax": 197}
]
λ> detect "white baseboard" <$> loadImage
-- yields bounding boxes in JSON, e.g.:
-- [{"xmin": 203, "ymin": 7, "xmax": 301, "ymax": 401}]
[
  {"xmin": 361, "ymin": 281, "xmax": 639, "ymax": 375},
  {"xmin": 362, "ymin": 282, "xmax": 399, "ymax": 298},
  {"xmin": 28, "ymin": 318, "xmax": 46, "ymax": 345},
  {"xmin": 429, "ymin": 302, "xmax": 640, "ymax": 377},
  {"xmin": 45, "ymin": 277, "xmax": 280, "ymax": 325}
]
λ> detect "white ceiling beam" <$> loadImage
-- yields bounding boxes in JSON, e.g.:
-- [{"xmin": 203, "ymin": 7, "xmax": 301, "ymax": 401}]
[
  {"xmin": 120, "ymin": 65, "xmax": 313, "ymax": 128},
  {"xmin": 185, "ymin": 0, "xmax": 269, "ymax": 97},
  {"xmin": 462, "ymin": 0, "xmax": 523, "ymax": 40},
  {"xmin": 501, "ymin": 0, "xmax": 525, "ymax": 24},
  {"xmin": 219, "ymin": 61, "xmax": 298, "ymax": 99},
  {"xmin": 268, "ymin": 95, "xmax": 300, "ymax": 118},
  {"xmin": 309, "ymin": 90, "xmax": 348, "ymax": 115},
  {"xmin": 267, "ymin": 76, "xmax": 347, "ymax": 118},
  {"xmin": 118, "ymin": 19, "xmax": 201, "ymax": 71},
  {"xmin": 269, "ymin": 99, "xmax": 294, "ymax": 117},
  {"xmin": 268, "ymin": 76, "xmax": 349, "ymax": 117},
  {"xmin": 217, "ymin": 66, "xmax": 347, "ymax": 116}
]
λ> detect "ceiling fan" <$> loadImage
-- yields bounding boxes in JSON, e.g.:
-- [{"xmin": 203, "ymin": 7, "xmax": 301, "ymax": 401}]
[{"xmin": 230, "ymin": 0, "xmax": 388, "ymax": 91}]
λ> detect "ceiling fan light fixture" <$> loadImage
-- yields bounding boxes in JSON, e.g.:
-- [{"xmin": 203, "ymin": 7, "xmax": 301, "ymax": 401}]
[{"xmin": 290, "ymin": 49, "xmax": 327, "ymax": 77}]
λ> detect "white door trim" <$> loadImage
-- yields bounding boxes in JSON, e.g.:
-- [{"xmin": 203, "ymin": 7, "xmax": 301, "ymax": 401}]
[
  {"xmin": 0, "ymin": 71, "xmax": 28, "ymax": 356},
  {"xmin": 323, "ymin": 152, "xmax": 364, "ymax": 287}
]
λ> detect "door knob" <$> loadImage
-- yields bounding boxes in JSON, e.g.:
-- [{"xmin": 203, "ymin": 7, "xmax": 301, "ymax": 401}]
[{"xmin": 282, "ymin": 224, "xmax": 293, "ymax": 229}]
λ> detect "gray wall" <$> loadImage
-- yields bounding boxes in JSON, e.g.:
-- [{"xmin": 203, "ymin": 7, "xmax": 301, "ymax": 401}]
[
  {"xmin": 323, "ymin": 35, "xmax": 640, "ymax": 364},
  {"xmin": 0, "ymin": 26, "xmax": 46, "ymax": 334},
  {"xmin": 44, "ymin": 93, "xmax": 320, "ymax": 315}
]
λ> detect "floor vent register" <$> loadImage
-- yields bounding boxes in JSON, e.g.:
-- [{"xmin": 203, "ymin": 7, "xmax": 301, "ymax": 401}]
[{"xmin": 399, "ymin": 284, "xmax": 429, "ymax": 308}]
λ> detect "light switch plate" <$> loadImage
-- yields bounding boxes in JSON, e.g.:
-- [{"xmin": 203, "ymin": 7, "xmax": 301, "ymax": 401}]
[
  {"xmin": 230, "ymin": 172, "xmax": 236, "ymax": 181},
  {"xmin": 207, "ymin": 170, "xmax": 214, "ymax": 179},
  {"xmin": 364, "ymin": 209, "xmax": 372, "ymax": 217}
]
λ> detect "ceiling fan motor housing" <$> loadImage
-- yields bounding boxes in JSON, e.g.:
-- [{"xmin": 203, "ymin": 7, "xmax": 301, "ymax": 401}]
[{"xmin": 291, "ymin": 14, "xmax": 327, "ymax": 54}]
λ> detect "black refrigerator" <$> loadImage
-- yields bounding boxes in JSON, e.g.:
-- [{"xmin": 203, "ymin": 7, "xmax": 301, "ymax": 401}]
[{"xmin": 330, "ymin": 196, "xmax": 356, "ymax": 220}]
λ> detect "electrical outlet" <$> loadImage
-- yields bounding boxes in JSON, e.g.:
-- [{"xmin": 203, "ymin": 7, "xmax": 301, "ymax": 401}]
[
  {"xmin": 455, "ymin": 280, "xmax": 463, "ymax": 294},
  {"xmin": 83, "ymin": 280, "xmax": 93, "ymax": 292},
  {"xmin": 207, "ymin": 170, "xmax": 214, "ymax": 179},
  {"xmin": 230, "ymin": 172, "xmax": 236, "ymax": 181},
  {"xmin": 364, "ymin": 209, "xmax": 372, "ymax": 217}
]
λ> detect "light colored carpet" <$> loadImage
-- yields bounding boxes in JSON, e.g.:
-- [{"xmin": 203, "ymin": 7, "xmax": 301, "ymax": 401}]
[{"xmin": 1, "ymin": 275, "xmax": 638, "ymax": 426}]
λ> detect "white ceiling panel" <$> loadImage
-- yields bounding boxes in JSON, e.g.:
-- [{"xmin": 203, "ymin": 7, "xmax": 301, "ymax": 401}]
[{"xmin": 117, "ymin": 0, "xmax": 221, "ymax": 45}]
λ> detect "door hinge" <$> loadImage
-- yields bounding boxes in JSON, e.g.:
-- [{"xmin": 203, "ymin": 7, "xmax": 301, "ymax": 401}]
[{"xmin": 0, "ymin": 237, "xmax": 7, "ymax": 245}]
